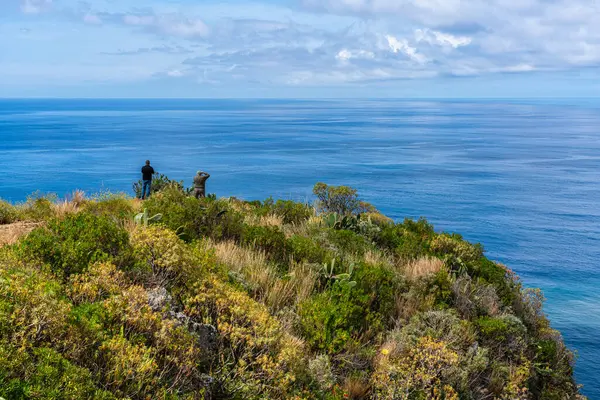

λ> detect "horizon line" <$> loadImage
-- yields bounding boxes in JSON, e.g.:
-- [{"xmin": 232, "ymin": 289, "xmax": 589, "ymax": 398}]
[{"xmin": 1, "ymin": 96, "xmax": 599, "ymax": 100}]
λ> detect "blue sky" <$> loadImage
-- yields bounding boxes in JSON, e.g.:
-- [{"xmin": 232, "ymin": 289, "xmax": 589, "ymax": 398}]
[{"xmin": 1, "ymin": 0, "xmax": 599, "ymax": 98}]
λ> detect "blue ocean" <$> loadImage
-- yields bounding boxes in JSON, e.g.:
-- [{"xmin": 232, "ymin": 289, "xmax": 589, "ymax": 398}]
[{"xmin": 1, "ymin": 98, "xmax": 599, "ymax": 396}]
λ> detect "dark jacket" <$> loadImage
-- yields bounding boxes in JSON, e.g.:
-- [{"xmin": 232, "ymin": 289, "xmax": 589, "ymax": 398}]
[
  {"xmin": 141, "ymin": 165, "xmax": 155, "ymax": 181},
  {"xmin": 193, "ymin": 173, "xmax": 210, "ymax": 189}
]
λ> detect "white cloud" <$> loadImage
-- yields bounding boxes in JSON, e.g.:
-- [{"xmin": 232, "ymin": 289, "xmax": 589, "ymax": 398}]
[
  {"xmin": 500, "ymin": 64, "xmax": 536, "ymax": 73},
  {"xmin": 123, "ymin": 15, "xmax": 155, "ymax": 26},
  {"xmin": 162, "ymin": 18, "xmax": 209, "ymax": 38},
  {"xmin": 7, "ymin": 0, "xmax": 600, "ymax": 90},
  {"xmin": 83, "ymin": 14, "xmax": 102, "ymax": 25},
  {"xmin": 167, "ymin": 69, "xmax": 184, "ymax": 77},
  {"xmin": 415, "ymin": 29, "xmax": 472, "ymax": 48},
  {"xmin": 20, "ymin": 0, "xmax": 52, "ymax": 14},
  {"xmin": 120, "ymin": 13, "xmax": 210, "ymax": 39},
  {"xmin": 385, "ymin": 35, "xmax": 427, "ymax": 63},
  {"xmin": 336, "ymin": 49, "xmax": 352, "ymax": 61},
  {"xmin": 336, "ymin": 49, "xmax": 375, "ymax": 61},
  {"xmin": 300, "ymin": 0, "xmax": 600, "ymax": 71}
]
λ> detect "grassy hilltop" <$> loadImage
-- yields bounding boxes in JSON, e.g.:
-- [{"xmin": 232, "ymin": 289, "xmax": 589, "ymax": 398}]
[{"xmin": 0, "ymin": 182, "xmax": 587, "ymax": 399}]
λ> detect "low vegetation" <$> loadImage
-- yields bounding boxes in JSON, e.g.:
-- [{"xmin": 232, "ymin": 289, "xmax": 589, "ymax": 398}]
[{"xmin": 0, "ymin": 182, "xmax": 586, "ymax": 399}]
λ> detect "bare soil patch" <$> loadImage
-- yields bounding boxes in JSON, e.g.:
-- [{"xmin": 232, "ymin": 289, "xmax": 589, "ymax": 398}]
[{"xmin": 0, "ymin": 222, "xmax": 42, "ymax": 247}]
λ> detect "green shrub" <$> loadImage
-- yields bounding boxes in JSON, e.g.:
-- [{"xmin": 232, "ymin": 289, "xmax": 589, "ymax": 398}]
[
  {"xmin": 131, "ymin": 225, "xmax": 212, "ymax": 288},
  {"xmin": 352, "ymin": 263, "xmax": 400, "ymax": 325},
  {"xmin": 0, "ymin": 345, "xmax": 116, "ymax": 400},
  {"xmin": 395, "ymin": 232, "xmax": 430, "ymax": 261},
  {"xmin": 98, "ymin": 335, "xmax": 158, "ymax": 398},
  {"xmin": 396, "ymin": 311, "xmax": 477, "ymax": 350},
  {"xmin": 253, "ymin": 198, "xmax": 313, "ymax": 225},
  {"xmin": 19, "ymin": 212, "xmax": 130, "ymax": 279},
  {"xmin": 184, "ymin": 277, "xmax": 308, "ymax": 398},
  {"xmin": 199, "ymin": 200, "xmax": 246, "ymax": 241},
  {"xmin": 299, "ymin": 281, "xmax": 363, "ymax": 353},
  {"xmin": 0, "ymin": 263, "xmax": 70, "ymax": 349},
  {"xmin": 67, "ymin": 262, "xmax": 128, "ymax": 305},
  {"xmin": 377, "ymin": 219, "xmax": 435, "ymax": 260},
  {"xmin": 272, "ymin": 199, "xmax": 313, "ymax": 225},
  {"xmin": 69, "ymin": 286, "xmax": 209, "ymax": 398},
  {"xmin": 528, "ymin": 332, "xmax": 580, "ymax": 399},
  {"xmin": 383, "ymin": 312, "xmax": 490, "ymax": 397},
  {"xmin": 431, "ymin": 234, "xmax": 484, "ymax": 275},
  {"xmin": 475, "ymin": 315, "xmax": 527, "ymax": 360},
  {"xmin": 401, "ymin": 217, "xmax": 435, "ymax": 237},
  {"xmin": 376, "ymin": 224, "xmax": 403, "ymax": 249},
  {"xmin": 326, "ymin": 229, "xmax": 371, "ymax": 257},
  {"xmin": 142, "ymin": 186, "xmax": 189, "ymax": 230},
  {"xmin": 451, "ymin": 276, "xmax": 502, "ymax": 318},
  {"xmin": 0, "ymin": 200, "xmax": 17, "ymax": 225},
  {"xmin": 323, "ymin": 213, "xmax": 381, "ymax": 241},
  {"xmin": 83, "ymin": 196, "xmax": 135, "ymax": 221},
  {"xmin": 299, "ymin": 264, "xmax": 400, "ymax": 353},
  {"xmin": 68, "ymin": 302, "xmax": 110, "ymax": 345},
  {"xmin": 0, "ymin": 188, "xmax": 587, "ymax": 400},
  {"xmin": 313, "ymin": 183, "xmax": 373, "ymax": 216},
  {"xmin": 17, "ymin": 194, "xmax": 56, "ymax": 222},
  {"xmin": 288, "ymin": 235, "xmax": 328, "ymax": 264},
  {"xmin": 132, "ymin": 174, "xmax": 189, "ymax": 198},
  {"xmin": 144, "ymin": 187, "xmax": 244, "ymax": 241},
  {"xmin": 242, "ymin": 225, "xmax": 288, "ymax": 262},
  {"xmin": 471, "ymin": 258, "xmax": 516, "ymax": 306},
  {"xmin": 422, "ymin": 269, "xmax": 454, "ymax": 309}
]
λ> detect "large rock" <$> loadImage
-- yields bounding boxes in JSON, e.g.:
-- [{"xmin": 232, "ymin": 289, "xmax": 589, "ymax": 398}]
[
  {"xmin": 167, "ymin": 310, "xmax": 218, "ymax": 354},
  {"xmin": 148, "ymin": 286, "xmax": 218, "ymax": 356},
  {"xmin": 147, "ymin": 286, "xmax": 172, "ymax": 312},
  {"xmin": 189, "ymin": 321, "xmax": 218, "ymax": 354}
]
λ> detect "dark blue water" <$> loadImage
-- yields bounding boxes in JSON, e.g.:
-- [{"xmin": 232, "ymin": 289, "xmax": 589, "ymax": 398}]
[{"xmin": 1, "ymin": 98, "xmax": 599, "ymax": 395}]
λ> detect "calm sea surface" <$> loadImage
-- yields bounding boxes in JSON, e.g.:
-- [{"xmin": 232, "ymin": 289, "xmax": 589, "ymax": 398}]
[{"xmin": 1, "ymin": 98, "xmax": 599, "ymax": 396}]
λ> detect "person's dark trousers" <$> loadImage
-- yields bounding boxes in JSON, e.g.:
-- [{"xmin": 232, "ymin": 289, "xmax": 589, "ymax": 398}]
[
  {"xmin": 194, "ymin": 188, "xmax": 205, "ymax": 199},
  {"xmin": 142, "ymin": 180, "xmax": 152, "ymax": 199}
]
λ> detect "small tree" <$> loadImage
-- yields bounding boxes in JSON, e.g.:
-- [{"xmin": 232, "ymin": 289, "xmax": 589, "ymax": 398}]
[{"xmin": 313, "ymin": 183, "xmax": 373, "ymax": 215}]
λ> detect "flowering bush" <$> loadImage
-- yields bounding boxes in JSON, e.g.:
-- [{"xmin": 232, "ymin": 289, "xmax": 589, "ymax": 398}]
[{"xmin": 372, "ymin": 336, "xmax": 460, "ymax": 399}]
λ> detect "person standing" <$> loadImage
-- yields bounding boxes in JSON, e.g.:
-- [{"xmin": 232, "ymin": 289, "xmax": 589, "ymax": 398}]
[
  {"xmin": 141, "ymin": 160, "xmax": 155, "ymax": 200},
  {"xmin": 193, "ymin": 170, "xmax": 210, "ymax": 199}
]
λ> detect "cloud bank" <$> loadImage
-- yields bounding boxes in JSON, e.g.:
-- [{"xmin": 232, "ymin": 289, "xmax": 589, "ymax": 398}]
[{"xmin": 3, "ymin": 0, "xmax": 599, "ymax": 95}]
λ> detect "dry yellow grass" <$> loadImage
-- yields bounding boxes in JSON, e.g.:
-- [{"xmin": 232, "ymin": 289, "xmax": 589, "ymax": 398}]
[
  {"xmin": 343, "ymin": 377, "xmax": 371, "ymax": 399},
  {"xmin": 307, "ymin": 215, "xmax": 323, "ymax": 227},
  {"xmin": 53, "ymin": 190, "xmax": 87, "ymax": 218},
  {"xmin": 262, "ymin": 262, "xmax": 318, "ymax": 311},
  {"xmin": 244, "ymin": 213, "xmax": 284, "ymax": 228},
  {"xmin": 212, "ymin": 240, "xmax": 269, "ymax": 272},
  {"xmin": 54, "ymin": 200, "xmax": 79, "ymax": 217},
  {"xmin": 71, "ymin": 189, "xmax": 86, "ymax": 206},
  {"xmin": 122, "ymin": 218, "xmax": 139, "ymax": 235},
  {"xmin": 402, "ymin": 257, "xmax": 444, "ymax": 281},
  {"xmin": 282, "ymin": 213, "xmax": 320, "ymax": 238},
  {"xmin": 364, "ymin": 249, "xmax": 394, "ymax": 267},
  {"xmin": 282, "ymin": 221, "xmax": 310, "ymax": 238},
  {"xmin": 227, "ymin": 199, "xmax": 254, "ymax": 214},
  {"xmin": 287, "ymin": 261, "xmax": 319, "ymax": 305},
  {"xmin": 0, "ymin": 222, "xmax": 42, "ymax": 247},
  {"xmin": 209, "ymin": 240, "xmax": 317, "ymax": 312},
  {"xmin": 131, "ymin": 198, "xmax": 144, "ymax": 213}
]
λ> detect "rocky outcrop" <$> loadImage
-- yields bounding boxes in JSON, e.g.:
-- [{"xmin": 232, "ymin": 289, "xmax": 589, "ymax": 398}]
[{"xmin": 148, "ymin": 286, "xmax": 218, "ymax": 355}]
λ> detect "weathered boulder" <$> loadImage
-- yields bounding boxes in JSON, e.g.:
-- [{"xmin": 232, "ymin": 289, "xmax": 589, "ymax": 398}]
[{"xmin": 147, "ymin": 286, "xmax": 172, "ymax": 312}]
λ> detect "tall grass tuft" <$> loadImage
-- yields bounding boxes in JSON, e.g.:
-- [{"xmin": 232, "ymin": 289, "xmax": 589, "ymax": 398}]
[
  {"xmin": 402, "ymin": 256, "xmax": 444, "ymax": 281},
  {"xmin": 210, "ymin": 240, "xmax": 318, "ymax": 312}
]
